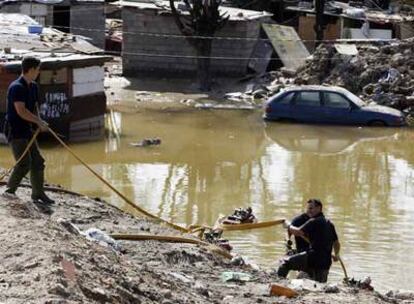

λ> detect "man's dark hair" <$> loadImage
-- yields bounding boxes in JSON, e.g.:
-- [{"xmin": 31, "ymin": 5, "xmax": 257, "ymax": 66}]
[
  {"xmin": 307, "ymin": 198, "xmax": 322, "ymax": 208},
  {"xmin": 22, "ymin": 56, "xmax": 41, "ymax": 73}
]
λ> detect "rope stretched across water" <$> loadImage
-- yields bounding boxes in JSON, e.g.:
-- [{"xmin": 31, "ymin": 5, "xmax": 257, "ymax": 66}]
[{"xmin": 46, "ymin": 127, "xmax": 189, "ymax": 233}]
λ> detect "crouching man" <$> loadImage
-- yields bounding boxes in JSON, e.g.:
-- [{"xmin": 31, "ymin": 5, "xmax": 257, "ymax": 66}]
[{"xmin": 277, "ymin": 199, "xmax": 340, "ymax": 283}]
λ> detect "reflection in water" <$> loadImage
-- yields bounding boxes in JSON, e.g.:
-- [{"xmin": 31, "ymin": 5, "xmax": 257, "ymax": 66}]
[
  {"xmin": 264, "ymin": 123, "xmax": 399, "ymax": 155},
  {"xmin": 0, "ymin": 110, "xmax": 413, "ymax": 291}
]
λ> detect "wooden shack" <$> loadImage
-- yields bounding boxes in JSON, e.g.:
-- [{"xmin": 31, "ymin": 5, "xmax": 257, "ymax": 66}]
[{"xmin": 0, "ymin": 53, "xmax": 110, "ymax": 142}]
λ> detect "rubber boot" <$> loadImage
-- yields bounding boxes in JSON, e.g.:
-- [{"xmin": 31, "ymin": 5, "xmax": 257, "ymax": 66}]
[{"xmin": 30, "ymin": 170, "xmax": 54, "ymax": 205}]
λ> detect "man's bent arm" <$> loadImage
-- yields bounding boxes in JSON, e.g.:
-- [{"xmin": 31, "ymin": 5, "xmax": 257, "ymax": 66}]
[
  {"xmin": 287, "ymin": 225, "xmax": 306, "ymax": 238},
  {"xmin": 14, "ymin": 102, "xmax": 43, "ymax": 125}
]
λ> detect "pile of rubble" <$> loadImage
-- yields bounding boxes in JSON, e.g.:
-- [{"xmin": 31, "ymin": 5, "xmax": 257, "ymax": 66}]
[
  {"xmin": 229, "ymin": 39, "xmax": 414, "ymax": 115},
  {"xmin": 293, "ymin": 39, "xmax": 414, "ymax": 112}
]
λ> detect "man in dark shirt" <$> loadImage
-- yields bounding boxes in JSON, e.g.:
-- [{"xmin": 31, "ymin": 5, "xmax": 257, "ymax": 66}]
[
  {"xmin": 277, "ymin": 199, "xmax": 340, "ymax": 283},
  {"xmin": 2, "ymin": 56, "xmax": 54, "ymax": 205}
]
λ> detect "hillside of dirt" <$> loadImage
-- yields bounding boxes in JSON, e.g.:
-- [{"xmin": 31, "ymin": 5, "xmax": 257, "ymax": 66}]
[{"xmin": 0, "ymin": 178, "xmax": 413, "ymax": 304}]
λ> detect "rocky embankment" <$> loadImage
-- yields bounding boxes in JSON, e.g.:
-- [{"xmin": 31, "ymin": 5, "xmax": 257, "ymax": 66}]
[{"xmin": 0, "ymin": 181, "xmax": 413, "ymax": 304}]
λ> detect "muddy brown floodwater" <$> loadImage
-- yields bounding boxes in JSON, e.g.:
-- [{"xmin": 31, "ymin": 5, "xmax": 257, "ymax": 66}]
[{"xmin": 1, "ymin": 101, "xmax": 414, "ymax": 292}]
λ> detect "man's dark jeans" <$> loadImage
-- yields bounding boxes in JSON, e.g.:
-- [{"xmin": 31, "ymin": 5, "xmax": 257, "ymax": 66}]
[
  {"xmin": 277, "ymin": 251, "xmax": 329, "ymax": 283},
  {"xmin": 6, "ymin": 138, "xmax": 45, "ymax": 198}
]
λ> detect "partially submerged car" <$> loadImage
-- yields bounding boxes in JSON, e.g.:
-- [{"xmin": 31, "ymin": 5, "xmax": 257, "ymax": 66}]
[{"xmin": 264, "ymin": 86, "xmax": 406, "ymax": 127}]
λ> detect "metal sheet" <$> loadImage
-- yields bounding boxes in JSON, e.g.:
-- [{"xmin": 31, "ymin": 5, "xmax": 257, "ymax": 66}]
[
  {"xmin": 334, "ymin": 43, "xmax": 358, "ymax": 55},
  {"xmin": 262, "ymin": 24, "xmax": 310, "ymax": 71}
]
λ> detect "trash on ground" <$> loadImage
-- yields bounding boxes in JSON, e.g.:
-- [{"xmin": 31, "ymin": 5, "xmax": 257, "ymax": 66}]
[
  {"xmin": 289, "ymin": 278, "xmax": 325, "ymax": 292},
  {"xmin": 345, "ymin": 276, "xmax": 374, "ymax": 291},
  {"xmin": 220, "ymin": 271, "xmax": 253, "ymax": 283},
  {"xmin": 324, "ymin": 283, "xmax": 340, "ymax": 293},
  {"xmin": 83, "ymin": 228, "xmax": 122, "ymax": 252},
  {"xmin": 170, "ymin": 272, "xmax": 193, "ymax": 284},
  {"xmin": 202, "ymin": 228, "xmax": 232, "ymax": 252},
  {"xmin": 385, "ymin": 290, "xmax": 414, "ymax": 300},
  {"xmin": 269, "ymin": 283, "xmax": 298, "ymax": 298}
]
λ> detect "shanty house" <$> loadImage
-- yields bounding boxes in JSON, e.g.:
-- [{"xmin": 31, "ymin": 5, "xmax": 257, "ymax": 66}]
[
  {"xmin": 285, "ymin": 1, "xmax": 414, "ymax": 50},
  {"xmin": 114, "ymin": 0, "xmax": 272, "ymax": 77},
  {"xmin": 0, "ymin": 0, "xmax": 105, "ymax": 48},
  {"xmin": 0, "ymin": 14, "xmax": 111, "ymax": 142}
]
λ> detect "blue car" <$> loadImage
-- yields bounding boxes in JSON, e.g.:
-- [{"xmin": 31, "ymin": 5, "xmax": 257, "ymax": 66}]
[{"xmin": 264, "ymin": 86, "xmax": 406, "ymax": 127}]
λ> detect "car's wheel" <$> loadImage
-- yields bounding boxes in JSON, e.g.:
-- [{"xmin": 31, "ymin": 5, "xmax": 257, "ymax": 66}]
[{"xmin": 368, "ymin": 120, "xmax": 387, "ymax": 126}]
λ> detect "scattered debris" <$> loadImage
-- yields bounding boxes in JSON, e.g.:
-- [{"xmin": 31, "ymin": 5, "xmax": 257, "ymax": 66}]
[
  {"xmin": 345, "ymin": 277, "xmax": 374, "ymax": 291},
  {"xmin": 220, "ymin": 271, "xmax": 253, "ymax": 283},
  {"xmin": 220, "ymin": 207, "xmax": 257, "ymax": 225},
  {"xmin": 289, "ymin": 278, "xmax": 325, "ymax": 292},
  {"xmin": 324, "ymin": 284, "xmax": 340, "ymax": 293},
  {"xmin": 269, "ymin": 283, "xmax": 298, "ymax": 298},
  {"xmin": 202, "ymin": 228, "xmax": 232, "ymax": 251},
  {"xmin": 83, "ymin": 228, "xmax": 122, "ymax": 252},
  {"xmin": 385, "ymin": 290, "xmax": 414, "ymax": 301},
  {"xmin": 169, "ymin": 272, "xmax": 193, "ymax": 284},
  {"xmin": 130, "ymin": 138, "xmax": 162, "ymax": 147}
]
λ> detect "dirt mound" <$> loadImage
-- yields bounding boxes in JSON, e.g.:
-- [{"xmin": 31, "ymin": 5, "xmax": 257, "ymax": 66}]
[{"xmin": 0, "ymin": 184, "xmax": 411, "ymax": 303}]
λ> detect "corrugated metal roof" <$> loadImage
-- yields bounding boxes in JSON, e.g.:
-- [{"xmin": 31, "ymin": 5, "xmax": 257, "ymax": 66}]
[
  {"xmin": 0, "ymin": 0, "xmax": 103, "ymax": 5},
  {"xmin": 1, "ymin": 52, "xmax": 111, "ymax": 68},
  {"xmin": 0, "ymin": 13, "xmax": 102, "ymax": 54},
  {"xmin": 113, "ymin": 0, "xmax": 272, "ymax": 21},
  {"xmin": 285, "ymin": 2, "xmax": 414, "ymax": 23}
]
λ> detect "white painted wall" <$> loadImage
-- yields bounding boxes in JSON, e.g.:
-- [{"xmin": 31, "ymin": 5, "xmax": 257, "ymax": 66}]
[{"xmin": 72, "ymin": 66, "xmax": 105, "ymax": 97}]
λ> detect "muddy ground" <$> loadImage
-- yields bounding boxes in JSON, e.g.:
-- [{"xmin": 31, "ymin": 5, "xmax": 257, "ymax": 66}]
[{"xmin": 0, "ymin": 176, "xmax": 412, "ymax": 304}]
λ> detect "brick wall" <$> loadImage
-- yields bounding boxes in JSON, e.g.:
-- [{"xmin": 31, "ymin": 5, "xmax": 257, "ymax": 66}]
[
  {"xmin": 70, "ymin": 4, "xmax": 105, "ymax": 49},
  {"xmin": 122, "ymin": 7, "xmax": 267, "ymax": 77}
]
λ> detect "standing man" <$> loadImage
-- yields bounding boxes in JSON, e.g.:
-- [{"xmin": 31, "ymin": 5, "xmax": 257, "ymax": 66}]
[
  {"xmin": 277, "ymin": 199, "xmax": 340, "ymax": 283},
  {"xmin": 3, "ymin": 56, "xmax": 54, "ymax": 205}
]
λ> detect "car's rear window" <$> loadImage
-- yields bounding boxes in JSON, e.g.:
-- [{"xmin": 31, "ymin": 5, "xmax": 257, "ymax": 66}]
[
  {"xmin": 277, "ymin": 92, "xmax": 295, "ymax": 104},
  {"xmin": 324, "ymin": 92, "xmax": 350, "ymax": 109}
]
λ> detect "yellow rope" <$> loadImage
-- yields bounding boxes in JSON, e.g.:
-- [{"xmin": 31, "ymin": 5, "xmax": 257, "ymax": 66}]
[
  {"xmin": 0, "ymin": 129, "xmax": 40, "ymax": 182},
  {"xmin": 111, "ymin": 233, "xmax": 232, "ymax": 259},
  {"xmin": 47, "ymin": 127, "xmax": 189, "ymax": 233},
  {"xmin": 338, "ymin": 256, "xmax": 349, "ymax": 280},
  {"xmin": 217, "ymin": 219, "xmax": 286, "ymax": 231}
]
